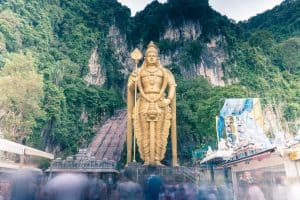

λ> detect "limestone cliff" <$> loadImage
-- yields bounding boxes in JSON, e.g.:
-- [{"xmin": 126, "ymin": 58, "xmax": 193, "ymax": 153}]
[
  {"xmin": 110, "ymin": 21, "xmax": 229, "ymax": 87},
  {"xmin": 161, "ymin": 20, "xmax": 202, "ymax": 41},
  {"xmin": 84, "ymin": 48, "xmax": 106, "ymax": 86},
  {"xmin": 108, "ymin": 25, "xmax": 135, "ymax": 76},
  {"xmin": 159, "ymin": 22, "xmax": 228, "ymax": 86}
]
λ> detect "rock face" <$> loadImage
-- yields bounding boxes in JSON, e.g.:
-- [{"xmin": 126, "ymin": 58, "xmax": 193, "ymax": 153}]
[
  {"xmin": 196, "ymin": 37, "xmax": 226, "ymax": 86},
  {"xmin": 105, "ymin": 21, "xmax": 228, "ymax": 87},
  {"xmin": 161, "ymin": 20, "xmax": 202, "ymax": 41},
  {"xmin": 178, "ymin": 37, "xmax": 227, "ymax": 86},
  {"xmin": 108, "ymin": 25, "xmax": 135, "ymax": 76},
  {"xmin": 263, "ymin": 105, "xmax": 293, "ymax": 143},
  {"xmin": 84, "ymin": 48, "xmax": 106, "ymax": 86},
  {"xmin": 160, "ymin": 22, "xmax": 227, "ymax": 86}
]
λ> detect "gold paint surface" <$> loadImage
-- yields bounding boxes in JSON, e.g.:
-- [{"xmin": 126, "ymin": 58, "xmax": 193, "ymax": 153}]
[{"xmin": 127, "ymin": 42, "xmax": 178, "ymax": 166}]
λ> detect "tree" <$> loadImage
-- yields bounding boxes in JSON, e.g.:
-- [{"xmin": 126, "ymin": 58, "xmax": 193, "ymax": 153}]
[{"xmin": 0, "ymin": 52, "xmax": 43, "ymax": 141}]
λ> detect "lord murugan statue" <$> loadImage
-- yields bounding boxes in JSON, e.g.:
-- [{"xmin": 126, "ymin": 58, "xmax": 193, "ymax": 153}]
[{"xmin": 127, "ymin": 41, "xmax": 178, "ymax": 166}]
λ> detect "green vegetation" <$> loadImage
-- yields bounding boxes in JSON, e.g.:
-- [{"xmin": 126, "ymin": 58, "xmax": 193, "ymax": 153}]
[
  {"xmin": 0, "ymin": 52, "xmax": 43, "ymax": 141},
  {"xmin": 176, "ymin": 78, "xmax": 248, "ymax": 162},
  {"xmin": 0, "ymin": 0, "xmax": 125, "ymax": 155},
  {"xmin": 130, "ymin": 0, "xmax": 239, "ymax": 45},
  {"xmin": 0, "ymin": 0, "xmax": 299, "ymax": 164},
  {"xmin": 242, "ymin": 0, "xmax": 300, "ymax": 41}
]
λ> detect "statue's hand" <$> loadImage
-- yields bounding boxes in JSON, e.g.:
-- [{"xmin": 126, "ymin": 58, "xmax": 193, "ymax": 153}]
[
  {"xmin": 163, "ymin": 98, "xmax": 171, "ymax": 105},
  {"xmin": 129, "ymin": 69, "xmax": 139, "ymax": 82},
  {"xmin": 132, "ymin": 69, "xmax": 139, "ymax": 77}
]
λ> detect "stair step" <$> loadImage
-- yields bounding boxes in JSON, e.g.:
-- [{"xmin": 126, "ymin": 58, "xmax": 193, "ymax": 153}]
[{"xmin": 88, "ymin": 109, "xmax": 127, "ymax": 161}]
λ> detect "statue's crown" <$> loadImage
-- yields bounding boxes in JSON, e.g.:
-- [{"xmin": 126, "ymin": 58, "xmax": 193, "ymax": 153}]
[{"xmin": 145, "ymin": 41, "xmax": 158, "ymax": 55}]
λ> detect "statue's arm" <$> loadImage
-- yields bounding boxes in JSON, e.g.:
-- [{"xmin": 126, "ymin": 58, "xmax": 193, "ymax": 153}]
[
  {"xmin": 167, "ymin": 71, "xmax": 176, "ymax": 100},
  {"xmin": 127, "ymin": 72, "xmax": 136, "ymax": 94},
  {"xmin": 127, "ymin": 81, "xmax": 134, "ymax": 115}
]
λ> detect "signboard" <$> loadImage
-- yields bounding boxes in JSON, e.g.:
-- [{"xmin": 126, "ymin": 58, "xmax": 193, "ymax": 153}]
[{"xmin": 289, "ymin": 151, "xmax": 300, "ymax": 161}]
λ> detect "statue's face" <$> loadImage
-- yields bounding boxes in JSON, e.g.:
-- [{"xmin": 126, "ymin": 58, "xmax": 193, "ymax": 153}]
[{"xmin": 146, "ymin": 52, "xmax": 158, "ymax": 65}]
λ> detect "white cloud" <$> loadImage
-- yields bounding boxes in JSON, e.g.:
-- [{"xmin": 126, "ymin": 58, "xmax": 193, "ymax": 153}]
[
  {"xmin": 118, "ymin": 0, "xmax": 284, "ymax": 21},
  {"xmin": 209, "ymin": 0, "xmax": 284, "ymax": 22},
  {"xmin": 118, "ymin": 0, "xmax": 167, "ymax": 16}
]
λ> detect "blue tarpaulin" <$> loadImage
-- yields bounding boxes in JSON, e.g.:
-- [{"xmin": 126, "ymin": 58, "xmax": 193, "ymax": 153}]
[
  {"xmin": 218, "ymin": 98, "xmax": 253, "ymax": 140},
  {"xmin": 217, "ymin": 98, "xmax": 270, "ymax": 148}
]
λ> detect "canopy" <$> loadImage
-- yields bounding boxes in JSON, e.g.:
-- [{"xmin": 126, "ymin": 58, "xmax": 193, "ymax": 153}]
[{"xmin": 0, "ymin": 138, "xmax": 54, "ymax": 160}]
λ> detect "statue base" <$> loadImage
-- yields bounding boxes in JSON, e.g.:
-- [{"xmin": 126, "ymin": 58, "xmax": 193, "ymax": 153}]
[{"xmin": 124, "ymin": 162, "xmax": 198, "ymax": 184}]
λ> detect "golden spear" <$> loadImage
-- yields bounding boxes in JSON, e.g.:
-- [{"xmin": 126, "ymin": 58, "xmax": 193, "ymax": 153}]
[{"xmin": 128, "ymin": 48, "xmax": 142, "ymax": 163}]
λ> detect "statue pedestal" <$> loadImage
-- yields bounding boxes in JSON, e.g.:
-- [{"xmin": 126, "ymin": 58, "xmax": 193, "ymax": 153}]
[{"xmin": 124, "ymin": 163, "xmax": 198, "ymax": 184}]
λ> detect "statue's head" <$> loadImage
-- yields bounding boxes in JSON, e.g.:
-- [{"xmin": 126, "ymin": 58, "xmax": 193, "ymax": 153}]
[
  {"xmin": 145, "ymin": 41, "xmax": 159, "ymax": 56},
  {"xmin": 145, "ymin": 41, "xmax": 159, "ymax": 65}
]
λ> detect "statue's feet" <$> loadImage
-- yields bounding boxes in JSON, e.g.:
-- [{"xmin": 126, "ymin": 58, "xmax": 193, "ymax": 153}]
[
  {"xmin": 155, "ymin": 161, "xmax": 165, "ymax": 166},
  {"xmin": 143, "ymin": 161, "xmax": 166, "ymax": 166}
]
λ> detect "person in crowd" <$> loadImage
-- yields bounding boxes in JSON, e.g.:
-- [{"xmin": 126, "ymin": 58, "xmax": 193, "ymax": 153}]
[
  {"xmin": 0, "ymin": 189, "xmax": 4, "ymax": 200},
  {"xmin": 88, "ymin": 175, "xmax": 107, "ymax": 200},
  {"xmin": 43, "ymin": 173, "xmax": 89, "ymax": 200},
  {"xmin": 10, "ymin": 170, "xmax": 39, "ymax": 200},
  {"xmin": 144, "ymin": 175, "xmax": 164, "ymax": 200},
  {"xmin": 243, "ymin": 171, "xmax": 266, "ymax": 200},
  {"xmin": 173, "ymin": 183, "xmax": 198, "ymax": 200},
  {"xmin": 116, "ymin": 181, "xmax": 143, "ymax": 200},
  {"xmin": 159, "ymin": 184, "xmax": 176, "ymax": 200}
]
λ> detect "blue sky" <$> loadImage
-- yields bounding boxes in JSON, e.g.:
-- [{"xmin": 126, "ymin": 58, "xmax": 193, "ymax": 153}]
[{"xmin": 118, "ymin": 0, "xmax": 284, "ymax": 21}]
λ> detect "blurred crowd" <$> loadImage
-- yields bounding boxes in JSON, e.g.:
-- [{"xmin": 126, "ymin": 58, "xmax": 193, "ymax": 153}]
[
  {"xmin": 0, "ymin": 170, "xmax": 233, "ymax": 200},
  {"xmin": 1, "ymin": 169, "xmax": 299, "ymax": 200}
]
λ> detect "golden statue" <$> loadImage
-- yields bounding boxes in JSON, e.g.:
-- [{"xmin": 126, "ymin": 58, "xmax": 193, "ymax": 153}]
[{"xmin": 127, "ymin": 41, "xmax": 178, "ymax": 166}]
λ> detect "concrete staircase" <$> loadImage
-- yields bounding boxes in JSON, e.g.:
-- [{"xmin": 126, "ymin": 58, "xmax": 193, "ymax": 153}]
[{"xmin": 88, "ymin": 109, "xmax": 127, "ymax": 161}]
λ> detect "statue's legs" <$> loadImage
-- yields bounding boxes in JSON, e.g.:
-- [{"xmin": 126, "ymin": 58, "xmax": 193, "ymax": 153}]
[
  {"xmin": 140, "ymin": 113, "xmax": 150, "ymax": 165},
  {"xmin": 134, "ymin": 99, "xmax": 172, "ymax": 166},
  {"xmin": 155, "ymin": 113, "xmax": 164, "ymax": 165}
]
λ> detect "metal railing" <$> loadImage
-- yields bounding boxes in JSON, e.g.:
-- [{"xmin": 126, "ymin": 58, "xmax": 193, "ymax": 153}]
[
  {"xmin": 50, "ymin": 148, "xmax": 118, "ymax": 171},
  {"xmin": 51, "ymin": 158, "xmax": 117, "ymax": 170},
  {"xmin": 125, "ymin": 164, "xmax": 201, "ymax": 184}
]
